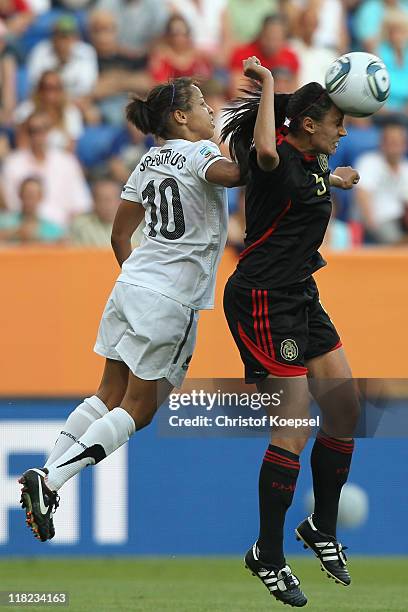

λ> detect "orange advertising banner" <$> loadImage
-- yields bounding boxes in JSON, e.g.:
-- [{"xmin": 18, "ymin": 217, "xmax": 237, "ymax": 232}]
[{"xmin": 0, "ymin": 247, "xmax": 406, "ymax": 396}]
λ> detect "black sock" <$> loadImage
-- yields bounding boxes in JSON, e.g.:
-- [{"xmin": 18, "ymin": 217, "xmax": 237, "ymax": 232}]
[
  {"xmin": 311, "ymin": 432, "xmax": 354, "ymax": 537},
  {"xmin": 258, "ymin": 444, "xmax": 300, "ymax": 568}
]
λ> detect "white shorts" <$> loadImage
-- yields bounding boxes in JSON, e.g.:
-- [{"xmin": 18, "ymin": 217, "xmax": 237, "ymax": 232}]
[{"xmin": 94, "ymin": 282, "xmax": 199, "ymax": 388}]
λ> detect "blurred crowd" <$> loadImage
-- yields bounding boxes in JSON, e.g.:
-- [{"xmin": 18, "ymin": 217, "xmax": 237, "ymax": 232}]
[{"xmin": 1, "ymin": 0, "xmax": 408, "ymax": 250}]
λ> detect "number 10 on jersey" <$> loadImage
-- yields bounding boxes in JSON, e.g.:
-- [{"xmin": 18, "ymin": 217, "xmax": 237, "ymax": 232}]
[{"xmin": 142, "ymin": 178, "xmax": 186, "ymax": 240}]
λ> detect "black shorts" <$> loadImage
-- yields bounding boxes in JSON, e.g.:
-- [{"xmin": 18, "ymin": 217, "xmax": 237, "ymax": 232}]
[{"xmin": 223, "ymin": 276, "xmax": 341, "ymax": 382}]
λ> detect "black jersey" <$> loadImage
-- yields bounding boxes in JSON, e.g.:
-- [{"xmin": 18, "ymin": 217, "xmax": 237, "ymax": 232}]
[{"xmin": 233, "ymin": 139, "xmax": 332, "ymax": 289}]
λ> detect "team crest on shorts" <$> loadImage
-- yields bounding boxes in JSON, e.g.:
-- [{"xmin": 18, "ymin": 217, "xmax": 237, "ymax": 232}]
[
  {"xmin": 317, "ymin": 154, "xmax": 329, "ymax": 172},
  {"xmin": 280, "ymin": 339, "xmax": 299, "ymax": 361}
]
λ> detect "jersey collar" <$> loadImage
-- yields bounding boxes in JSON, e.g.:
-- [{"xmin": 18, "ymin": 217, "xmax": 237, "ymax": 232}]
[{"xmin": 277, "ymin": 136, "xmax": 317, "ymax": 162}]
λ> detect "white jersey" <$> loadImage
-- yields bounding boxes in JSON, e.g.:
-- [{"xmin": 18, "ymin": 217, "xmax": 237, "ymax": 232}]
[{"xmin": 118, "ymin": 138, "xmax": 229, "ymax": 310}]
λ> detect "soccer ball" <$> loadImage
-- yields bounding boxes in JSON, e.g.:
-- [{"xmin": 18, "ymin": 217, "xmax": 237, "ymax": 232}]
[
  {"xmin": 325, "ymin": 52, "xmax": 390, "ymax": 117},
  {"xmin": 337, "ymin": 483, "xmax": 369, "ymax": 528},
  {"xmin": 305, "ymin": 482, "xmax": 369, "ymax": 529}
]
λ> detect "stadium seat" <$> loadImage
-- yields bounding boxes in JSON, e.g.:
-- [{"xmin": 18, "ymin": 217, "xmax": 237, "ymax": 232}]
[{"xmin": 76, "ymin": 125, "xmax": 125, "ymax": 169}]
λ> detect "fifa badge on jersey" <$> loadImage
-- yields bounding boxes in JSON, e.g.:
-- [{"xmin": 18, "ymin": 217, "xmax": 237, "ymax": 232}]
[
  {"xmin": 317, "ymin": 154, "xmax": 329, "ymax": 172},
  {"xmin": 280, "ymin": 339, "xmax": 299, "ymax": 361},
  {"xmin": 199, "ymin": 145, "xmax": 217, "ymax": 160}
]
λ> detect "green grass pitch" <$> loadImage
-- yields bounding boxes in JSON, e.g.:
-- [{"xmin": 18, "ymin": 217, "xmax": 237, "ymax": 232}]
[{"xmin": 0, "ymin": 557, "xmax": 406, "ymax": 611}]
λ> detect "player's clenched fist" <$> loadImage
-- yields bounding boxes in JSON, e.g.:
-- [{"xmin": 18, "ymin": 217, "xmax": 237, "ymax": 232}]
[
  {"xmin": 332, "ymin": 166, "xmax": 360, "ymax": 190},
  {"xmin": 242, "ymin": 56, "xmax": 273, "ymax": 83}
]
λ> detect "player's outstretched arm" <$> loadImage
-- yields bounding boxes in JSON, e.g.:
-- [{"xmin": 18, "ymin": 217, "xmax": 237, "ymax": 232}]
[
  {"xmin": 111, "ymin": 199, "xmax": 145, "ymax": 267},
  {"xmin": 330, "ymin": 166, "xmax": 360, "ymax": 190},
  {"xmin": 243, "ymin": 56, "xmax": 279, "ymax": 172},
  {"xmin": 206, "ymin": 158, "xmax": 244, "ymax": 187}
]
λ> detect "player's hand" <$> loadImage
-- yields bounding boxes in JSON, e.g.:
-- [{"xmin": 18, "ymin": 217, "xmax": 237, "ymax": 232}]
[
  {"xmin": 243, "ymin": 56, "xmax": 273, "ymax": 83},
  {"xmin": 332, "ymin": 166, "xmax": 360, "ymax": 190}
]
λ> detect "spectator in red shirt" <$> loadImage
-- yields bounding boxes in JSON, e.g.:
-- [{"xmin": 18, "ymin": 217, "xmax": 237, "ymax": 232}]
[
  {"xmin": 0, "ymin": 0, "xmax": 33, "ymax": 38},
  {"xmin": 229, "ymin": 14, "xmax": 299, "ymax": 96},
  {"xmin": 149, "ymin": 14, "xmax": 212, "ymax": 83}
]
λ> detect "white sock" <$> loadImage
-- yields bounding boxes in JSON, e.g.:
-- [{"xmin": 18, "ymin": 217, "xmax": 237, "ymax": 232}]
[
  {"xmin": 44, "ymin": 396, "xmax": 108, "ymax": 469},
  {"xmin": 45, "ymin": 407, "xmax": 135, "ymax": 491}
]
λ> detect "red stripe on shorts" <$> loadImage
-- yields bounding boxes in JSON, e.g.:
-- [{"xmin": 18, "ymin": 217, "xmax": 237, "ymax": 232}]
[
  {"xmin": 263, "ymin": 290, "xmax": 275, "ymax": 359},
  {"xmin": 329, "ymin": 340, "xmax": 343, "ymax": 352},
  {"xmin": 251, "ymin": 289, "xmax": 261, "ymax": 349},
  {"xmin": 257, "ymin": 290, "xmax": 269, "ymax": 355},
  {"xmin": 238, "ymin": 322, "xmax": 308, "ymax": 377}
]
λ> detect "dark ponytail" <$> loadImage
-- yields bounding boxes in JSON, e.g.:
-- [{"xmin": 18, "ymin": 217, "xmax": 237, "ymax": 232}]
[
  {"xmin": 221, "ymin": 81, "xmax": 333, "ymax": 178},
  {"xmin": 126, "ymin": 77, "xmax": 194, "ymax": 139},
  {"xmin": 221, "ymin": 87, "xmax": 291, "ymax": 178},
  {"xmin": 126, "ymin": 98, "xmax": 152, "ymax": 134}
]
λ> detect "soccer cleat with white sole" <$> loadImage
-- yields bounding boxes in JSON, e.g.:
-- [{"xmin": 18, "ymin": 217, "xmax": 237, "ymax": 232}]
[
  {"xmin": 244, "ymin": 543, "xmax": 307, "ymax": 607},
  {"xmin": 295, "ymin": 515, "xmax": 350, "ymax": 586},
  {"xmin": 19, "ymin": 468, "xmax": 59, "ymax": 542}
]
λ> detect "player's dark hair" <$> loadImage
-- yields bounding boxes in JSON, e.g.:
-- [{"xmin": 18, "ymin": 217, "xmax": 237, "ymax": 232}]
[
  {"xmin": 126, "ymin": 77, "xmax": 194, "ymax": 139},
  {"xmin": 221, "ymin": 82, "xmax": 333, "ymax": 178}
]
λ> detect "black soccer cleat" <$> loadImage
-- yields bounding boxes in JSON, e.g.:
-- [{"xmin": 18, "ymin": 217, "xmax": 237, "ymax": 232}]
[
  {"xmin": 295, "ymin": 515, "xmax": 351, "ymax": 586},
  {"xmin": 48, "ymin": 516, "xmax": 56, "ymax": 540},
  {"xmin": 245, "ymin": 543, "xmax": 307, "ymax": 607},
  {"xmin": 19, "ymin": 468, "xmax": 59, "ymax": 542}
]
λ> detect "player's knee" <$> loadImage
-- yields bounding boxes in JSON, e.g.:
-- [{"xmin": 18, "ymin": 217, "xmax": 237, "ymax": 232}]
[
  {"xmin": 324, "ymin": 394, "xmax": 360, "ymax": 437},
  {"xmin": 272, "ymin": 434, "xmax": 309, "ymax": 456},
  {"xmin": 343, "ymin": 400, "xmax": 360, "ymax": 435}
]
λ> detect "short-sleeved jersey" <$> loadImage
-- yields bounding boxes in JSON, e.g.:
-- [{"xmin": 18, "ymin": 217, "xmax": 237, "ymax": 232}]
[
  {"xmin": 118, "ymin": 139, "xmax": 228, "ymax": 310},
  {"xmin": 232, "ymin": 139, "xmax": 332, "ymax": 289}
]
